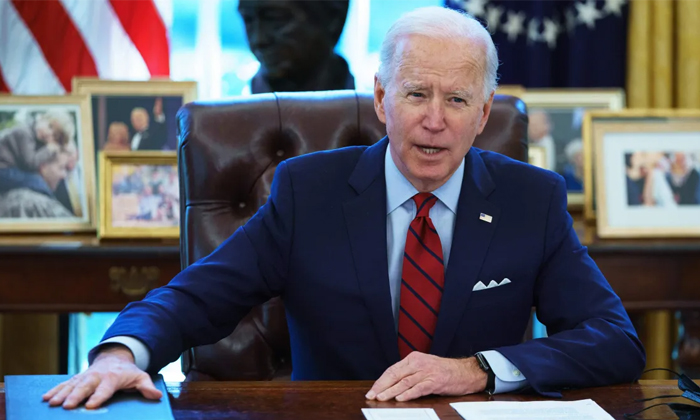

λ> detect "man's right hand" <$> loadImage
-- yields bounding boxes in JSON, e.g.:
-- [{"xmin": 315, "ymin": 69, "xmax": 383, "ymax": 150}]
[{"xmin": 42, "ymin": 344, "xmax": 163, "ymax": 409}]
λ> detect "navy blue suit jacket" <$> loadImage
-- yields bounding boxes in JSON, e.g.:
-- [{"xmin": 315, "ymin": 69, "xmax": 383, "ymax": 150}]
[{"xmin": 103, "ymin": 138, "xmax": 645, "ymax": 396}]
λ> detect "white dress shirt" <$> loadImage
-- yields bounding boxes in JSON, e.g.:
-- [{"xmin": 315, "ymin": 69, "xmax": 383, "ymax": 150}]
[{"xmin": 96, "ymin": 146, "xmax": 528, "ymax": 393}]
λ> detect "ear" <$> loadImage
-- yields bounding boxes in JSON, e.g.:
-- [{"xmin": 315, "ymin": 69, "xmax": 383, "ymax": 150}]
[
  {"xmin": 476, "ymin": 90, "xmax": 495, "ymax": 135},
  {"xmin": 374, "ymin": 74, "xmax": 387, "ymax": 124}
]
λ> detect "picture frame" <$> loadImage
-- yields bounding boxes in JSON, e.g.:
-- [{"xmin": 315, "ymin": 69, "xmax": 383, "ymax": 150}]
[
  {"xmin": 584, "ymin": 109, "xmax": 700, "ymax": 222},
  {"xmin": 71, "ymin": 78, "xmax": 197, "ymax": 158},
  {"xmin": 589, "ymin": 110, "xmax": 700, "ymax": 237},
  {"xmin": 0, "ymin": 95, "xmax": 96, "ymax": 232},
  {"xmin": 528, "ymin": 145, "xmax": 548, "ymax": 169},
  {"xmin": 521, "ymin": 89, "xmax": 625, "ymax": 210},
  {"xmin": 99, "ymin": 151, "xmax": 179, "ymax": 239}
]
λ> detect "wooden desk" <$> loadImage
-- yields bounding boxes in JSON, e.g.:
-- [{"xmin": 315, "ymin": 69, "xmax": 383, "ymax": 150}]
[{"xmin": 0, "ymin": 380, "xmax": 689, "ymax": 419}]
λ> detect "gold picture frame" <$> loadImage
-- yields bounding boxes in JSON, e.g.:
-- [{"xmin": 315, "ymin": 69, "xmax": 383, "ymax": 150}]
[
  {"xmin": 72, "ymin": 78, "xmax": 197, "ymax": 155},
  {"xmin": 521, "ymin": 89, "xmax": 625, "ymax": 210},
  {"xmin": 591, "ymin": 113, "xmax": 700, "ymax": 237},
  {"xmin": 99, "ymin": 151, "xmax": 179, "ymax": 239},
  {"xmin": 0, "ymin": 95, "xmax": 96, "ymax": 233},
  {"xmin": 583, "ymin": 109, "xmax": 700, "ymax": 222}
]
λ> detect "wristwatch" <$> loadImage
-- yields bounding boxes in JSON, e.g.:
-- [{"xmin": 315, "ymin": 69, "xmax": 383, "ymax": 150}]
[{"xmin": 475, "ymin": 352, "xmax": 496, "ymax": 395}]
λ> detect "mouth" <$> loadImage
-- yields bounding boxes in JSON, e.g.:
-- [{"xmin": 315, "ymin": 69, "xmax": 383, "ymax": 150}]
[{"xmin": 416, "ymin": 145, "xmax": 446, "ymax": 156}]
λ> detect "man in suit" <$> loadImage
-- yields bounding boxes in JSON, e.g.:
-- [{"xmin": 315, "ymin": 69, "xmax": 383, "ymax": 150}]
[
  {"xmin": 129, "ymin": 98, "xmax": 167, "ymax": 151},
  {"xmin": 45, "ymin": 6, "xmax": 645, "ymax": 409}
]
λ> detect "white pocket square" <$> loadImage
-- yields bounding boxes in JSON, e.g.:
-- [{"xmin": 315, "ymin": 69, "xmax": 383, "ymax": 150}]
[{"xmin": 472, "ymin": 278, "xmax": 511, "ymax": 291}]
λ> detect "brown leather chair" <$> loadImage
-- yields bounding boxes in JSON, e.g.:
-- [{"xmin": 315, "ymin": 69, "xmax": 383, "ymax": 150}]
[{"xmin": 176, "ymin": 90, "xmax": 528, "ymax": 381}]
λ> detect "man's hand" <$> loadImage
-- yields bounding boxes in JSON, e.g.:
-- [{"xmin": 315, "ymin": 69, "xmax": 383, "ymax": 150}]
[
  {"xmin": 365, "ymin": 352, "xmax": 487, "ymax": 402},
  {"xmin": 42, "ymin": 345, "xmax": 162, "ymax": 409}
]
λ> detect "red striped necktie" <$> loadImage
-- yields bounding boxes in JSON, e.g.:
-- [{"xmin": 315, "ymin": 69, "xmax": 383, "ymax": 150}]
[{"xmin": 398, "ymin": 193, "xmax": 445, "ymax": 359}]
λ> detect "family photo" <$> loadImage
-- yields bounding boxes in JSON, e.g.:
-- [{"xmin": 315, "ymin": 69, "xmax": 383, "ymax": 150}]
[
  {"xmin": 0, "ymin": 104, "xmax": 90, "ymax": 225},
  {"xmin": 625, "ymin": 151, "xmax": 700, "ymax": 207},
  {"xmin": 92, "ymin": 95, "xmax": 183, "ymax": 153},
  {"xmin": 110, "ymin": 163, "xmax": 179, "ymax": 228}
]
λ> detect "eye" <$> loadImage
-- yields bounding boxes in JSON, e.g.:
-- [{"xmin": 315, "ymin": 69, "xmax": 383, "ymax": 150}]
[
  {"xmin": 451, "ymin": 97, "xmax": 466, "ymax": 104},
  {"xmin": 409, "ymin": 92, "xmax": 424, "ymax": 98}
]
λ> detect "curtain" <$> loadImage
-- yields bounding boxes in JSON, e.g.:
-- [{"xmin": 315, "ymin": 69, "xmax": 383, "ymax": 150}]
[{"xmin": 627, "ymin": 0, "xmax": 700, "ymax": 108}]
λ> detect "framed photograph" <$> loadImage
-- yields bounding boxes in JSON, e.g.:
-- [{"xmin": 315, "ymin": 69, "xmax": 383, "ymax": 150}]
[
  {"xmin": 72, "ymin": 78, "xmax": 197, "ymax": 157},
  {"xmin": 528, "ymin": 145, "xmax": 548, "ymax": 169},
  {"xmin": 591, "ymin": 111, "xmax": 700, "ymax": 237},
  {"xmin": 521, "ymin": 89, "xmax": 625, "ymax": 209},
  {"xmin": 99, "ymin": 151, "xmax": 179, "ymax": 239},
  {"xmin": 0, "ymin": 95, "xmax": 96, "ymax": 232}
]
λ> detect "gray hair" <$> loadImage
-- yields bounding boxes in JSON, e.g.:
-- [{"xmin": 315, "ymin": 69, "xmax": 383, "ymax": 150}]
[{"xmin": 377, "ymin": 6, "xmax": 498, "ymax": 103}]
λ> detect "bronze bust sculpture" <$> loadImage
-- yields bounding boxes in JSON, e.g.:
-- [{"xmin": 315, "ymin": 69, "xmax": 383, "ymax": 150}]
[{"xmin": 238, "ymin": 0, "xmax": 354, "ymax": 93}]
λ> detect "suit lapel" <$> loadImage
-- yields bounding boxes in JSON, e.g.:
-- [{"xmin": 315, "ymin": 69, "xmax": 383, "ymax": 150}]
[
  {"xmin": 342, "ymin": 138, "xmax": 400, "ymax": 366},
  {"xmin": 431, "ymin": 149, "xmax": 500, "ymax": 357}
]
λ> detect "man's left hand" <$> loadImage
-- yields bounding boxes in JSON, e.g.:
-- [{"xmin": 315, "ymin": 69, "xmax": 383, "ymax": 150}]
[{"xmin": 365, "ymin": 352, "xmax": 487, "ymax": 402}]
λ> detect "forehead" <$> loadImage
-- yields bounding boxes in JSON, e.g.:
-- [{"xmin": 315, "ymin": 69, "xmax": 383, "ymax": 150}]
[{"xmin": 392, "ymin": 35, "xmax": 486, "ymax": 87}]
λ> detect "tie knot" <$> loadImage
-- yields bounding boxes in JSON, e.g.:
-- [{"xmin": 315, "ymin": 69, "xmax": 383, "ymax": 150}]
[{"xmin": 412, "ymin": 193, "xmax": 437, "ymax": 218}]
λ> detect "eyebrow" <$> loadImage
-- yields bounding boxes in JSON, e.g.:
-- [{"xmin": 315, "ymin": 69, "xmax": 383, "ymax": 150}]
[
  {"xmin": 400, "ymin": 82, "xmax": 473, "ymax": 99},
  {"xmin": 449, "ymin": 90, "xmax": 473, "ymax": 99},
  {"xmin": 401, "ymin": 81, "xmax": 424, "ymax": 92}
]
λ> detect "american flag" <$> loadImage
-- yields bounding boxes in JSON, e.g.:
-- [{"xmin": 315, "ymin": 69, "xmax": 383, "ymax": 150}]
[{"xmin": 0, "ymin": 0, "xmax": 171, "ymax": 94}]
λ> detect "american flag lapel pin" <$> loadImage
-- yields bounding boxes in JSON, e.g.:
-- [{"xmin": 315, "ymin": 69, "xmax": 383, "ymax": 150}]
[{"xmin": 479, "ymin": 213, "xmax": 493, "ymax": 223}]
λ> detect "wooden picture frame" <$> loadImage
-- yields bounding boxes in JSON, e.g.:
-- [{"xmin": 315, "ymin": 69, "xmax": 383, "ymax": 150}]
[
  {"xmin": 99, "ymin": 151, "xmax": 179, "ymax": 239},
  {"xmin": 589, "ymin": 111, "xmax": 700, "ymax": 237},
  {"xmin": 521, "ymin": 89, "xmax": 625, "ymax": 210},
  {"xmin": 0, "ymin": 95, "xmax": 96, "ymax": 232}
]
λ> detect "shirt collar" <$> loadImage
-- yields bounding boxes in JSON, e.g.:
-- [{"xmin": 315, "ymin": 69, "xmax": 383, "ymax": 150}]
[{"xmin": 384, "ymin": 145, "xmax": 464, "ymax": 215}]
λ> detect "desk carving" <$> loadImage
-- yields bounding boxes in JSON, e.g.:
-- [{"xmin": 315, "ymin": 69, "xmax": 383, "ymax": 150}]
[{"xmin": 109, "ymin": 266, "xmax": 160, "ymax": 297}]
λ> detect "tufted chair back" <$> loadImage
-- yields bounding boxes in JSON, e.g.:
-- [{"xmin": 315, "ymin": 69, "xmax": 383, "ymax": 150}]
[{"xmin": 177, "ymin": 90, "xmax": 528, "ymax": 381}]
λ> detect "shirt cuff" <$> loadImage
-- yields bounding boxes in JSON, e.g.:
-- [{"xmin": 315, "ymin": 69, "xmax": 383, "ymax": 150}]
[
  {"xmin": 154, "ymin": 113, "xmax": 165, "ymax": 123},
  {"xmin": 479, "ymin": 350, "xmax": 528, "ymax": 394},
  {"xmin": 88, "ymin": 336, "xmax": 151, "ymax": 372}
]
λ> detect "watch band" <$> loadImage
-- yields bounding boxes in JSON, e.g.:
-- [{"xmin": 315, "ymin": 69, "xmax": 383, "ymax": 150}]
[{"xmin": 475, "ymin": 353, "xmax": 496, "ymax": 394}]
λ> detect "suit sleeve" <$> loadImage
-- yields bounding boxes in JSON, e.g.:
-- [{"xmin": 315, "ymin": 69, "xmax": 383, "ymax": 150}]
[
  {"xmin": 495, "ymin": 176, "xmax": 646, "ymax": 397},
  {"xmin": 100, "ymin": 161, "xmax": 295, "ymax": 374}
]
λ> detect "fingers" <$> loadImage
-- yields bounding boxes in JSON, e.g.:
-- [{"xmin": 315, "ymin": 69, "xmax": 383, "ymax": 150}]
[
  {"xmin": 43, "ymin": 379, "xmax": 71, "ymax": 402},
  {"xmin": 84, "ymin": 379, "xmax": 117, "ymax": 409},
  {"xmin": 375, "ymin": 372, "xmax": 420, "ymax": 402},
  {"xmin": 62, "ymin": 375, "xmax": 100, "ymax": 409},
  {"xmin": 47, "ymin": 381, "xmax": 76, "ymax": 407},
  {"xmin": 134, "ymin": 374, "xmax": 163, "ymax": 400},
  {"xmin": 366, "ymin": 353, "xmax": 416, "ymax": 400},
  {"xmin": 394, "ymin": 380, "xmax": 433, "ymax": 402}
]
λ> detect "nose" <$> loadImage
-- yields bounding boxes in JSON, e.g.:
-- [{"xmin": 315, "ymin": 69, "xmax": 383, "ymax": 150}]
[{"xmin": 422, "ymin": 98, "xmax": 447, "ymax": 133}]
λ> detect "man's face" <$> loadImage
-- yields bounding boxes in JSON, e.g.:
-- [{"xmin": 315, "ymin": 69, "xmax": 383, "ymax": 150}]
[
  {"xmin": 131, "ymin": 110, "xmax": 149, "ymax": 132},
  {"xmin": 238, "ymin": 0, "xmax": 328, "ymax": 79},
  {"xmin": 374, "ymin": 35, "xmax": 493, "ymax": 192}
]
